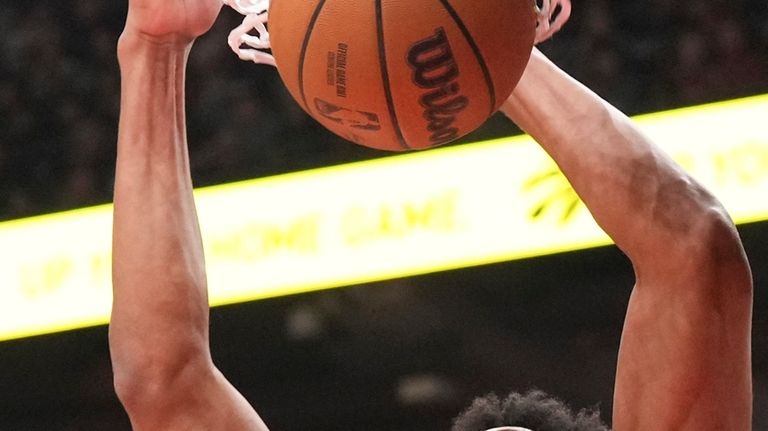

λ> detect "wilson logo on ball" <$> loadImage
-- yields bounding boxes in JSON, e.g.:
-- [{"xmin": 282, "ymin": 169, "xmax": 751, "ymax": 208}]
[{"xmin": 407, "ymin": 27, "xmax": 470, "ymax": 146}]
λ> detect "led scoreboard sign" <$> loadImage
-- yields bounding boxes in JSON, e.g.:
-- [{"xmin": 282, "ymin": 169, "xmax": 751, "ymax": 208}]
[{"xmin": 1, "ymin": 94, "xmax": 767, "ymax": 341}]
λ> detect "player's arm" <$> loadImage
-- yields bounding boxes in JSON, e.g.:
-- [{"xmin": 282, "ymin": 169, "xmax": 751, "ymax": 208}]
[
  {"xmin": 501, "ymin": 49, "xmax": 752, "ymax": 429},
  {"xmin": 109, "ymin": 1, "xmax": 268, "ymax": 430}
]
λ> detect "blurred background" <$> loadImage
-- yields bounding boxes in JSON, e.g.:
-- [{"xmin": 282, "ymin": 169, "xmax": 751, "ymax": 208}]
[{"xmin": 0, "ymin": 0, "xmax": 767, "ymax": 429}]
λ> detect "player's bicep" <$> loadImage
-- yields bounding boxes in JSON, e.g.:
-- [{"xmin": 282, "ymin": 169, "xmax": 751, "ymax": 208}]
[{"xmin": 613, "ymin": 235, "xmax": 752, "ymax": 430}]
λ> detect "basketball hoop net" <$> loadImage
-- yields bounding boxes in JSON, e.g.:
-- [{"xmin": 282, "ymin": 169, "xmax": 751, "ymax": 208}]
[
  {"xmin": 534, "ymin": 0, "xmax": 571, "ymax": 44},
  {"xmin": 222, "ymin": 0, "xmax": 276, "ymax": 66},
  {"xmin": 222, "ymin": 0, "xmax": 571, "ymax": 65}
]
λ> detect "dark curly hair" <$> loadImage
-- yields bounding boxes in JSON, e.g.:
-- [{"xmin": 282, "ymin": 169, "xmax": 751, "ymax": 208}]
[{"xmin": 451, "ymin": 390, "xmax": 609, "ymax": 431}]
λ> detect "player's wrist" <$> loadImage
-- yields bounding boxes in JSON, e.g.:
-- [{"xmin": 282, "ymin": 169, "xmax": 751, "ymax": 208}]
[
  {"xmin": 504, "ymin": 49, "xmax": 560, "ymax": 109},
  {"xmin": 117, "ymin": 29, "xmax": 192, "ymax": 67},
  {"xmin": 117, "ymin": 26, "xmax": 194, "ymax": 61}
]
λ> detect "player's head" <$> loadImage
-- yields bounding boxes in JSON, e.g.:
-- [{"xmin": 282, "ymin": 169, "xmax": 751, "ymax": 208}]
[{"xmin": 451, "ymin": 390, "xmax": 608, "ymax": 431}]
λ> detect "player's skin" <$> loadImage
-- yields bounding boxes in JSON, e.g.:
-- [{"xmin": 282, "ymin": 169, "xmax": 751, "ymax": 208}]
[
  {"xmin": 110, "ymin": 0, "xmax": 268, "ymax": 429},
  {"xmin": 110, "ymin": 0, "xmax": 752, "ymax": 429},
  {"xmin": 500, "ymin": 49, "xmax": 753, "ymax": 430}
]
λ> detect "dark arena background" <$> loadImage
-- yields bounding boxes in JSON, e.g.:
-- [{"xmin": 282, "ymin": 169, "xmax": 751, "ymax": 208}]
[{"xmin": 1, "ymin": 1, "xmax": 767, "ymax": 430}]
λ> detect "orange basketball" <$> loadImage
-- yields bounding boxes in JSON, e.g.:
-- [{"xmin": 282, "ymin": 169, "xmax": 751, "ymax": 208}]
[{"xmin": 269, "ymin": 0, "xmax": 536, "ymax": 151}]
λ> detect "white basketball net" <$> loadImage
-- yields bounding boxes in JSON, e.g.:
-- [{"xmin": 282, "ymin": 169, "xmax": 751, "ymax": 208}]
[
  {"xmin": 222, "ymin": 0, "xmax": 276, "ymax": 66},
  {"xmin": 221, "ymin": 0, "xmax": 571, "ymax": 65},
  {"xmin": 534, "ymin": 0, "xmax": 572, "ymax": 44}
]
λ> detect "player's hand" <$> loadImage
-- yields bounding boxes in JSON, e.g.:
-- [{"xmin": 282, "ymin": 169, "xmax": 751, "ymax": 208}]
[{"xmin": 123, "ymin": 0, "xmax": 223, "ymax": 45}]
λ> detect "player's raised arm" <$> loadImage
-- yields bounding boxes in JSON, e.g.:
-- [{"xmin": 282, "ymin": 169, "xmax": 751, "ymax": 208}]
[
  {"xmin": 110, "ymin": 0, "xmax": 268, "ymax": 429},
  {"xmin": 501, "ymin": 49, "xmax": 753, "ymax": 429}
]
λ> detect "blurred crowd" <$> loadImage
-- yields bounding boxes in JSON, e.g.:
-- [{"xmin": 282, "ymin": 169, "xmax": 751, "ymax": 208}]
[
  {"xmin": 0, "ymin": 0, "xmax": 766, "ymax": 221},
  {"xmin": 1, "ymin": 2, "xmax": 767, "ymax": 430}
]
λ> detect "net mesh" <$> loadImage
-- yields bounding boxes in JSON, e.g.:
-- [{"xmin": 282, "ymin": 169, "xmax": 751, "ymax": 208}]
[
  {"xmin": 222, "ymin": 0, "xmax": 276, "ymax": 66},
  {"xmin": 534, "ymin": 0, "xmax": 572, "ymax": 43},
  {"xmin": 221, "ymin": 0, "xmax": 572, "ymax": 65}
]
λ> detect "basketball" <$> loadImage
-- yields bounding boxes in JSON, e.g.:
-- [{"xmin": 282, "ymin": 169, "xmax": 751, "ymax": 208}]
[{"xmin": 269, "ymin": 0, "xmax": 536, "ymax": 151}]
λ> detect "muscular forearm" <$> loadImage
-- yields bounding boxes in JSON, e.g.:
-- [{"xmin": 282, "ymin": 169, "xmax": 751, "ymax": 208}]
[
  {"xmin": 501, "ymin": 50, "xmax": 722, "ymax": 262},
  {"xmin": 108, "ymin": 3, "xmax": 270, "ymax": 429},
  {"xmin": 111, "ymin": 33, "xmax": 210, "ymax": 385}
]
